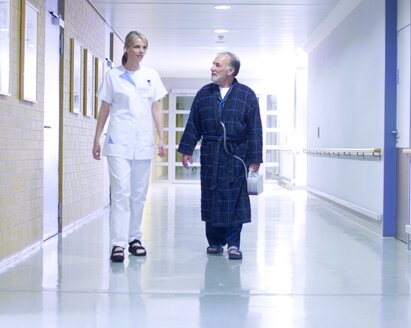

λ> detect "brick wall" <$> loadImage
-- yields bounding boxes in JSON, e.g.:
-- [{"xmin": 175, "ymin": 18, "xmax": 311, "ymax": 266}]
[
  {"xmin": 0, "ymin": 0, "xmax": 124, "ymax": 262},
  {"xmin": 61, "ymin": 0, "xmax": 106, "ymax": 228},
  {"xmin": 0, "ymin": 0, "xmax": 45, "ymax": 261}
]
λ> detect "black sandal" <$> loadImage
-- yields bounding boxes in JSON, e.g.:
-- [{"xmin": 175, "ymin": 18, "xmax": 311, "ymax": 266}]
[
  {"xmin": 110, "ymin": 246, "xmax": 124, "ymax": 262},
  {"xmin": 128, "ymin": 239, "xmax": 147, "ymax": 256}
]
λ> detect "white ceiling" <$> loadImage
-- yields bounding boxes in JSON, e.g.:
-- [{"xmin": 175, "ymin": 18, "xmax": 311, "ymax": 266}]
[{"xmin": 89, "ymin": 0, "xmax": 341, "ymax": 79}]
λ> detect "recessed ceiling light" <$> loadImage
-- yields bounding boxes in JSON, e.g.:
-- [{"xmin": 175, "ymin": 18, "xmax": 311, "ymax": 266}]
[
  {"xmin": 214, "ymin": 46, "xmax": 227, "ymax": 50},
  {"xmin": 214, "ymin": 5, "xmax": 231, "ymax": 10},
  {"xmin": 214, "ymin": 29, "xmax": 229, "ymax": 33}
]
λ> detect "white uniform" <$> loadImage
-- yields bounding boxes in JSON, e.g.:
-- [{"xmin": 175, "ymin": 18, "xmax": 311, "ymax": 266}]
[{"xmin": 98, "ymin": 65, "xmax": 167, "ymax": 248}]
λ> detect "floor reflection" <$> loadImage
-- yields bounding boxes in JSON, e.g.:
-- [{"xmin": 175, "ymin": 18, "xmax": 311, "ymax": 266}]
[
  {"xmin": 200, "ymin": 256, "xmax": 250, "ymax": 328},
  {"xmin": 0, "ymin": 184, "xmax": 410, "ymax": 327}
]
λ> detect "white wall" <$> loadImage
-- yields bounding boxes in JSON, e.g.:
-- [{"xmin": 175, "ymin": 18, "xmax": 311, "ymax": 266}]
[
  {"xmin": 163, "ymin": 77, "xmax": 274, "ymax": 96},
  {"xmin": 396, "ymin": 0, "xmax": 411, "ymax": 147},
  {"xmin": 306, "ymin": 0, "xmax": 385, "ymax": 217}
]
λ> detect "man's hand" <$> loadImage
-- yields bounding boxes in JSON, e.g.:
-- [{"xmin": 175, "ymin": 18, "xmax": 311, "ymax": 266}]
[
  {"xmin": 249, "ymin": 163, "xmax": 260, "ymax": 172},
  {"xmin": 182, "ymin": 154, "xmax": 193, "ymax": 168}
]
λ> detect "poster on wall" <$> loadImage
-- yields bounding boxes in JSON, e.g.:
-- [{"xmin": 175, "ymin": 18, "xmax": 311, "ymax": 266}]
[
  {"xmin": 94, "ymin": 57, "xmax": 104, "ymax": 119},
  {"xmin": 0, "ymin": 0, "xmax": 10, "ymax": 95},
  {"xmin": 83, "ymin": 49, "xmax": 94, "ymax": 117},
  {"xmin": 70, "ymin": 38, "xmax": 82, "ymax": 113},
  {"xmin": 20, "ymin": 0, "xmax": 38, "ymax": 102}
]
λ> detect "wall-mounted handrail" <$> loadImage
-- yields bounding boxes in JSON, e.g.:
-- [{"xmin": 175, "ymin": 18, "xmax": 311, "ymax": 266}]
[
  {"xmin": 269, "ymin": 148, "xmax": 299, "ymax": 153},
  {"xmin": 303, "ymin": 148, "xmax": 382, "ymax": 160}
]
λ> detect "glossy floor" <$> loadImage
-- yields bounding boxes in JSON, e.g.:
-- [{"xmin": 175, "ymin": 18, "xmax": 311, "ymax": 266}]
[{"xmin": 0, "ymin": 184, "xmax": 410, "ymax": 328}]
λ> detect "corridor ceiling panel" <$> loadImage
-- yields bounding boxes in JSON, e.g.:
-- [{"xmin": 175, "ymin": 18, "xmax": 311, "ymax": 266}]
[{"xmin": 89, "ymin": 0, "xmax": 341, "ymax": 78}]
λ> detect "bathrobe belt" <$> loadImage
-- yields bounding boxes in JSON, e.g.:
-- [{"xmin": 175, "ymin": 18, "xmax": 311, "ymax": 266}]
[{"xmin": 202, "ymin": 135, "xmax": 247, "ymax": 190}]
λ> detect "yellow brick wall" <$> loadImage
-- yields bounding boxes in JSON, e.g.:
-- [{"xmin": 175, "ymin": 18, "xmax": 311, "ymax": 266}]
[
  {"xmin": 60, "ymin": 1, "xmax": 108, "ymax": 228},
  {"xmin": 61, "ymin": 2, "xmax": 125, "ymax": 228},
  {"xmin": 0, "ymin": 0, "xmax": 45, "ymax": 261},
  {"xmin": 0, "ymin": 0, "xmax": 124, "ymax": 262}
]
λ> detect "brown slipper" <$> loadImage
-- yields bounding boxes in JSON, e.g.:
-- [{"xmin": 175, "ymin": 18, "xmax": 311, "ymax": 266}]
[
  {"xmin": 227, "ymin": 247, "xmax": 242, "ymax": 260},
  {"xmin": 207, "ymin": 245, "xmax": 224, "ymax": 255}
]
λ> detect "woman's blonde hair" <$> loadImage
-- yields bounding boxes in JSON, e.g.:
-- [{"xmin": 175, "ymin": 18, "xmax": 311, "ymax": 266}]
[{"xmin": 122, "ymin": 31, "xmax": 148, "ymax": 65}]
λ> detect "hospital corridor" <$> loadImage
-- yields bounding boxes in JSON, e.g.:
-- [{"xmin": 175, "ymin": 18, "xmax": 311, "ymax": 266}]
[
  {"xmin": 0, "ymin": 184, "xmax": 410, "ymax": 327},
  {"xmin": 1, "ymin": 0, "xmax": 411, "ymax": 327}
]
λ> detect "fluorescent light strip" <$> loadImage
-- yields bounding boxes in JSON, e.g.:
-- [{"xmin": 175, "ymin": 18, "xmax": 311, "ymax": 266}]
[{"xmin": 214, "ymin": 5, "xmax": 231, "ymax": 10}]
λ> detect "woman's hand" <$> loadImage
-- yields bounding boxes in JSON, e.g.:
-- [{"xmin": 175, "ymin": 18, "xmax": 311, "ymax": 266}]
[
  {"xmin": 157, "ymin": 140, "xmax": 166, "ymax": 157},
  {"xmin": 92, "ymin": 142, "xmax": 101, "ymax": 160}
]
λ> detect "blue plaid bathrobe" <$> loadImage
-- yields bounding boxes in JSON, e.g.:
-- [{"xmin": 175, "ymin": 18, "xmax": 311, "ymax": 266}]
[{"xmin": 178, "ymin": 79, "xmax": 263, "ymax": 227}]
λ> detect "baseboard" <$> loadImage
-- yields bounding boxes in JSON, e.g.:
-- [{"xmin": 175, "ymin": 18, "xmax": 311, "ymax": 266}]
[
  {"xmin": 0, "ymin": 241, "xmax": 42, "ymax": 273},
  {"xmin": 307, "ymin": 187, "xmax": 382, "ymax": 221},
  {"xmin": 0, "ymin": 208, "xmax": 106, "ymax": 272},
  {"xmin": 62, "ymin": 208, "xmax": 105, "ymax": 237},
  {"xmin": 278, "ymin": 176, "xmax": 294, "ymax": 190}
]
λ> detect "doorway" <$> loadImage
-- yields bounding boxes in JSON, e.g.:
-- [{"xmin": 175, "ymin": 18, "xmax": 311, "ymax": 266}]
[
  {"xmin": 395, "ymin": 19, "xmax": 410, "ymax": 242},
  {"xmin": 43, "ymin": 0, "xmax": 60, "ymax": 240}
]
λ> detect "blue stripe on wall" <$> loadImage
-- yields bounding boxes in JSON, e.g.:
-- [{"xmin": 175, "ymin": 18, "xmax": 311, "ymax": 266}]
[{"xmin": 383, "ymin": 0, "xmax": 398, "ymax": 236}]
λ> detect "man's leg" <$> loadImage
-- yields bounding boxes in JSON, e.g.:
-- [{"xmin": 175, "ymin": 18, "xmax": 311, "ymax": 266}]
[
  {"xmin": 226, "ymin": 224, "xmax": 243, "ymax": 249},
  {"xmin": 205, "ymin": 222, "xmax": 226, "ymax": 253},
  {"xmin": 226, "ymin": 224, "xmax": 243, "ymax": 259}
]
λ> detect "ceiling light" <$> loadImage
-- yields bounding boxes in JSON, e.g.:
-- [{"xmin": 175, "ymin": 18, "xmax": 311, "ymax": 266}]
[
  {"xmin": 214, "ymin": 5, "xmax": 231, "ymax": 10},
  {"xmin": 214, "ymin": 29, "xmax": 229, "ymax": 33},
  {"xmin": 214, "ymin": 46, "xmax": 227, "ymax": 50}
]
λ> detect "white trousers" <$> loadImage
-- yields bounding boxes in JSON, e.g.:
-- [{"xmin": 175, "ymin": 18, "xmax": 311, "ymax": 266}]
[{"xmin": 107, "ymin": 156, "xmax": 151, "ymax": 249}]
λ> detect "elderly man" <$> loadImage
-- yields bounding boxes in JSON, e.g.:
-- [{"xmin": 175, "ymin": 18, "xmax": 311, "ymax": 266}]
[{"xmin": 178, "ymin": 52, "xmax": 263, "ymax": 260}]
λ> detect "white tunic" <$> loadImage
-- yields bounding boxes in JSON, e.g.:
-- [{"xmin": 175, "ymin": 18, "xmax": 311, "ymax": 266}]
[{"xmin": 98, "ymin": 65, "xmax": 167, "ymax": 159}]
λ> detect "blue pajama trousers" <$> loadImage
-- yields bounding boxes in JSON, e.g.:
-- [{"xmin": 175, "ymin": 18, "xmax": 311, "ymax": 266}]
[{"xmin": 205, "ymin": 222, "xmax": 243, "ymax": 248}]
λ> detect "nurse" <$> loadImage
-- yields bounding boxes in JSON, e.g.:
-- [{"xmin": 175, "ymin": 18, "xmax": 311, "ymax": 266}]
[{"xmin": 92, "ymin": 31, "xmax": 167, "ymax": 263}]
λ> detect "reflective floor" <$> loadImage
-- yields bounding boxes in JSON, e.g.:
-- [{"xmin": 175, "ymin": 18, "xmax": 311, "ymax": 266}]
[{"xmin": 0, "ymin": 184, "xmax": 410, "ymax": 328}]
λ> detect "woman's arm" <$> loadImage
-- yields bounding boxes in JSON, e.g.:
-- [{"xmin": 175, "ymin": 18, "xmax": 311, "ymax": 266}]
[
  {"xmin": 92, "ymin": 101, "xmax": 110, "ymax": 160},
  {"xmin": 151, "ymin": 100, "xmax": 166, "ymax": 157}
]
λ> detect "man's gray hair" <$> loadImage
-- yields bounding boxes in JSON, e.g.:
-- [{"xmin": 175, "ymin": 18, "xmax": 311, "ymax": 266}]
[{"xmin": 219, "ymin": 52, "xmax": 241, "ymax": 76}]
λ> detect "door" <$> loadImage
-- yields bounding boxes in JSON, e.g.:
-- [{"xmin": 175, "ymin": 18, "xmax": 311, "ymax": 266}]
[
  {"xmin": 396, "ymin": 151, "xmax": 409, "ymax": 242},
  {"xmin": 395, "ymin": 24, "xmax": 410, "ymax": 242},
  {"xmin": 172, "ymin": 92, "xmax": 199, "ymax": 183},
  {"xmin": 43, "ymin": 0, "xmax": 60, "ymax": 240}
]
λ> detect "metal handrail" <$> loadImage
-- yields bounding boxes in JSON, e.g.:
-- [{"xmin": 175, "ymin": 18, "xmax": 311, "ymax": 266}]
[
  {"xmin": 303, "ymin": 147, "xmax": 382, "ymax": 160},
  {"xmin": 269, "ymin": 148, "xmax": 299, "ymax": 153}
]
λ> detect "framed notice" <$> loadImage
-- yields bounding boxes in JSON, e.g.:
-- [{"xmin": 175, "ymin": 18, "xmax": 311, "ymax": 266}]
[
  {"xmin": 0, "ymin": 0, "xmax": 10, "ymax": 95},
  {"xmin": 83, "ymin": 49, "xmax": 94, "ymax": 117},
  {"xmin": 20, "ymin": 0, "xmax": 38, "ymax": 102},
  {"xmin": 70, "ymin": 38, "xmax": 82, "ymax": 113},
  {"xmin": 94, "ymin": 57, "xmax": 104, "ymax": 119}
]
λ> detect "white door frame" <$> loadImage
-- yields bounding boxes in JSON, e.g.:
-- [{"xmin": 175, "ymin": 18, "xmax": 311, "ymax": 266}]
[{"xmin": 43, "ymin": 0, "xmax": 60, "ymax": 240}]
